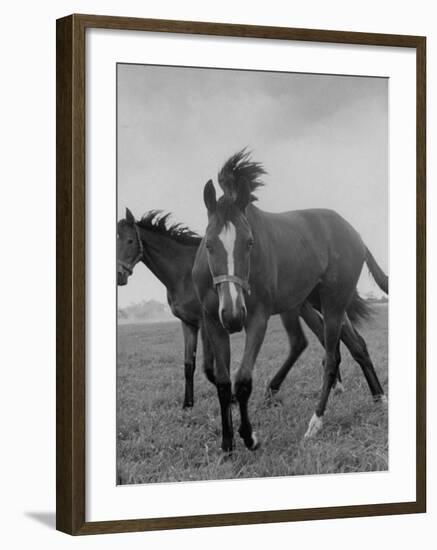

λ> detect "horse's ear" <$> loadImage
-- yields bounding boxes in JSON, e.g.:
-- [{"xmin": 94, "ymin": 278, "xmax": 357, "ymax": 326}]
[
  {"xmin": 203, "ymin": 180, "xmax": 217, "ymax": 214},
  {"xmin": 235, "ymin": 180, "xmax": 251, "ymax": 212},
  {"xmin": 125, "ymin": 208, "xmax": 135, "ymax": 225}
]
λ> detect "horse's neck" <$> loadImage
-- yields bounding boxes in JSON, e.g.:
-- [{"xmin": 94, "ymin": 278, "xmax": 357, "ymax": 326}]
[
  {"xmin": 247, "ymin": 205, "xmax": 268, "ymax": 240},
  {"xmin": 138, "ymin": 227, "xmax": 197, "ymax": 293}
]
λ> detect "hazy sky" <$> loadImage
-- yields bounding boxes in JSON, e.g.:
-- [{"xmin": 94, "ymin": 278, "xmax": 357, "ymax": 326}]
[{"xmin": 117, "ymin": 64, "xmax": 388, "ymax": 307}]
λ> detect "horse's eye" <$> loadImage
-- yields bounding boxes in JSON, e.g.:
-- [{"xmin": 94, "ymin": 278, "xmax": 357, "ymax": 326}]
[
  {"xmin": 127, "ymin": 239, "xmax": 134, "ymax": 244},
  {"xmin": 206, "ymin": 242, "xmax": 213, "ymax": 252},
  {"xmin": 247, "ymin": 239, "xmax": 254, "ymax": 249}
]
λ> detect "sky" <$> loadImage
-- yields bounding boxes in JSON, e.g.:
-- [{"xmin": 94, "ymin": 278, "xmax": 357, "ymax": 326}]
[{"xmin": 117, "ymin": 63, "xmax": 388, "ymax": 307}]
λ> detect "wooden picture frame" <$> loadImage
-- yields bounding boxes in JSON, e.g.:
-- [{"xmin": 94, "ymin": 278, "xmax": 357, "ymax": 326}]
[{"xmin": 56, "ymin": 13, "xmax": 426, "ymax": 535}]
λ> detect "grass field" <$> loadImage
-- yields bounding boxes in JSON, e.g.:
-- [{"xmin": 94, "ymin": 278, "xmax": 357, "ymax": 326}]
[{"xmin": 117, "ymin": 304, "xmax": 388, "ymax": 484}]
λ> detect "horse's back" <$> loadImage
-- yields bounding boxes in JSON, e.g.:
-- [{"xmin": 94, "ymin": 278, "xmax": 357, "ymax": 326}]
[
  {"xmin": 258, "ymin": 207, "xmax": 364, "ymax": 256},
  {"xmin": 249, "ymin": 206, "xmax": 366, "ymax": 307}
]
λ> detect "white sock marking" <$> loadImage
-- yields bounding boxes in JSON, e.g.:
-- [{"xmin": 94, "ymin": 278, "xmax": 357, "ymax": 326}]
[
  {"xmin": 304, "ymin": 413, "xmax": 323, "ymax": 439},
  {"xmin": 251, "ymin": 432, "xmax": 259, "ymax": 450},
  {"xmin": 218, "ymin": 222, "xmax": 239, "ymax": 316}
]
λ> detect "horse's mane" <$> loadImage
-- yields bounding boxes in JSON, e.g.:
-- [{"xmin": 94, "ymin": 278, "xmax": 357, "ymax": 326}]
[
  {"xmin": 218, "ymin": 149, "xmax": 266, "ymax": 203},
  {"xmin": 136, "ymin": 210, "xmax": 201, "ymax": 246}
]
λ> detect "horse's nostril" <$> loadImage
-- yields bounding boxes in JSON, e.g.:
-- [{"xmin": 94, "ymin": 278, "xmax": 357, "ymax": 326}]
[{"xmin": 225, "ymin": 318, "xmax": 244, "ymax": 334}]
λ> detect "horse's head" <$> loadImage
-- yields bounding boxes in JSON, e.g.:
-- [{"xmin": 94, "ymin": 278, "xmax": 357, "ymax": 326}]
[
  {"xmin": 117, "ymin": 208, "xmax": 143, "ymax": 286},
  {"xmin": 203, "ymin": 178, "xmax": 253, "ymax": 333}
]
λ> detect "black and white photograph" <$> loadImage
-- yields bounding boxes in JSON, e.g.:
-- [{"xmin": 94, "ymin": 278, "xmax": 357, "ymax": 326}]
[
  {"xmin": 116, "ymin": 63, "xmax": 389, "ymax": 485},
  {"xmin": 1, "ymin": 0, "xmax": 431, "ymax": 543}
]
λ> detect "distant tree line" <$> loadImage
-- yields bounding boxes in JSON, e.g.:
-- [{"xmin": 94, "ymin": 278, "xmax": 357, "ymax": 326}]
[
  {"xmin": 365, "ymin": 292, "xmax": 388, "ymax": 304},
  {"xmin": 118, "ymin": 300, "xmax": 173, "ymax": 322}
]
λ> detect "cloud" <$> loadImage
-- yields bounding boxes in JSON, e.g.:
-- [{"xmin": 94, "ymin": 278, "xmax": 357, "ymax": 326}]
[{"xmin": 117, "ymin": 64, "xmax": 388, "ymax": 305}]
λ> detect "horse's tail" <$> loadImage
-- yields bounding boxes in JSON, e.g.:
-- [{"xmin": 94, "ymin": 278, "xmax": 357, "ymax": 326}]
[
  {"xmin": 347, "ymin": 291, "xmax": 373, "ymax": 326},
  {"xmin": 307, "ymin": 286, "xmax": 372, "ymax": 326},
  {"xmin": 365, "ymin": 247, "xmax": 389, "ymax": 294}
]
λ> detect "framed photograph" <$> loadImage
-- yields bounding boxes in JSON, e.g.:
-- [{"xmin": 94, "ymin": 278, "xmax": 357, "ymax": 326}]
[{"xmin": 56, "ymin": 14, "xmax": 426, "ymax": 535}]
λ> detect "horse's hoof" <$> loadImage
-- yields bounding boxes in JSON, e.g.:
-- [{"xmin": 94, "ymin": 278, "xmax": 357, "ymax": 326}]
[
  {"xmin": 239, "ymin": 428, "xmax": 261, "ymax": 450},
  {"xmin": 221, "ymin": 440, "xmax": 235, "ymax": 454},
  {"xmin": 217, "ymin": 449, "xmax": 234, "ymax": 464},
  {"xmin": 333, "ymin": 382, "xmax": 345, "ymax": 395},
  {"xmin": 248, "ymin": 431, "xmax": 261, "ymax": 451},
  {"xmin": 182, "ymin": 401, "xmax": 194, "ymax": 409},
  {"xmin": 304, "ymin": 413, "xmax": 323, "ymax": 439},
  {"xmin": 264, "ymin": 388, "xmax": 282, "ymax": 406},
  {"xmin": 374, "ymin": 394, "xmax": 388, "ymax": 407}
]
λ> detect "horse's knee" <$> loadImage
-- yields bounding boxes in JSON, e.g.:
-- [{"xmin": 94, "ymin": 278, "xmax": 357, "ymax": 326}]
[
  {"xmin": 216, "ymin": 380, "xmax": 232, "ymax": 401},
  {"xmin": 203, "ymin": 361, "xmax": 216, "ymax": 386},
  {"xmin": 234, "ymin": 377, "xmax": 252, "ymax": 403},
  {"xmin": 204, "ymin": 369, "xmax": 216, "ymax": 386},
  {"xmin": 323, "ymin": 357, "xmax": 339, "ymax": 386}
]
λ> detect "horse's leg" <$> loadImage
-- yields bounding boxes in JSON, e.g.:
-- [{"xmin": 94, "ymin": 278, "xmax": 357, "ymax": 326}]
[
  {"xmin": 302, "ymin": 304, "xmax": 385, "ymax": 399},
  {"xmin": 200, "ymin": 321, "xmax": 215, "ymax": 387},
  {"xmin": 201, "ymin": 319, "xmax": 236, "ymax": 402},
  {"xmin": 203, "ymin": 313, "xmax": 233, "ymax": 452},
  {"xmin": 265, "ymin": 311, "xmax": 307, "ymax": 398},
  {"xmin": 181, "ymin": 322, "xmax": 198, "ymax": 409},
  {"xmin": 341, "ymin": 315, "xmax": 386, "ymax": 402},
  {"xmin": 304, "ymin": 287, "xmax": 356, "ymax": 438},
  {"xmin": 234, "ymin": 309, "xmax": 268, "ymax": 450},
  {"xmin": 300, "ymin": 303, "xmax": 344, "ymax": 392}
]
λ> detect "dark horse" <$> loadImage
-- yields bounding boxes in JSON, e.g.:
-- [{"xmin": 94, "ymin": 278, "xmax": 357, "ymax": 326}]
[
  {"xmin": 118, "ymin": 207, "xmax": 383, "ymax": 413},
  {"xmin": 117, "ymin": 208, "xmax": 210, "ymax": 408},
  {"xmin": 193, "ymin": 150, "xmax": 388, "ymax": 452}
]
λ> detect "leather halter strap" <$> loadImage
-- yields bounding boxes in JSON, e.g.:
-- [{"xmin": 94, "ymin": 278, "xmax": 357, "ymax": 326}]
[
  {"xmin": 118, "ymin": 223, "xmax": 144, "ymax": 275},
  {"xmin": 213, "ymin": 274, "xmax": 251, "ymax": 294}
]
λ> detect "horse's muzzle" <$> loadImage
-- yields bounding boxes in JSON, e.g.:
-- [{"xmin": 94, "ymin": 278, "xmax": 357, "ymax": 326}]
[
  {"xmin": 220, "ymin": 306, "xmax": 247, "ymax": 334},
  {"xmin": 117, "ymin": 269, "xmax": 129, "ymax": 286}
]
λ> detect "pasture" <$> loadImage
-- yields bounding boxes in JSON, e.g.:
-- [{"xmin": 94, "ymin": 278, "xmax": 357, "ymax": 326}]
[{"xmin": 117, "ymin": 304, "xmax": 388, "ymax": 484}]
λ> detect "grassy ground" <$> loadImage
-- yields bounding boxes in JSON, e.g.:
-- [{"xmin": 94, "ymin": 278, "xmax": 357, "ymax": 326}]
[{"xmin": 117, "ymin": 304, "xmax": 388, "ymax": 484}]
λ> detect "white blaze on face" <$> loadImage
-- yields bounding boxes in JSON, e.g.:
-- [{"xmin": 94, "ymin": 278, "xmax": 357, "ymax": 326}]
[{"xmin": 218, "ymin": 222, "xmax": 239, "ymax": 317}]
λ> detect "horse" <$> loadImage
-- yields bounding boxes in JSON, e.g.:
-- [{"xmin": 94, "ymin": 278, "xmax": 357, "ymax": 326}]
[
  {"xmin": 192, "ymin": 150, "xmax": 388, "ymax": 452},
  {"xmin": 117, "ymin": 208, "xmax": 210, "ymax": 408},
  {"xmin": 117, "ymin": 207, "xmax": 382, "ymax": 413}
]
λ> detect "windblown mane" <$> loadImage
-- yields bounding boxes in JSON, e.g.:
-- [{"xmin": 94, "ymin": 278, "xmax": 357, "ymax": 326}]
[
  {"xmin": 218, "ymin": 149, "xmax": 266, "ymax": 203},
  {"xmin": 137, "ymin": 210, "xmax": 201, "ymax": 246}
]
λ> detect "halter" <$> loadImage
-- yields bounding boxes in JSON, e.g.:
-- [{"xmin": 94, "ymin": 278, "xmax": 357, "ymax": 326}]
[
  {"xmin": 118, "ymin": 223, "xmax": 144, "ymax": 275},
  {"xmin": 213, "ymin": 274, "xmax": 251, "ymax": 294}
]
